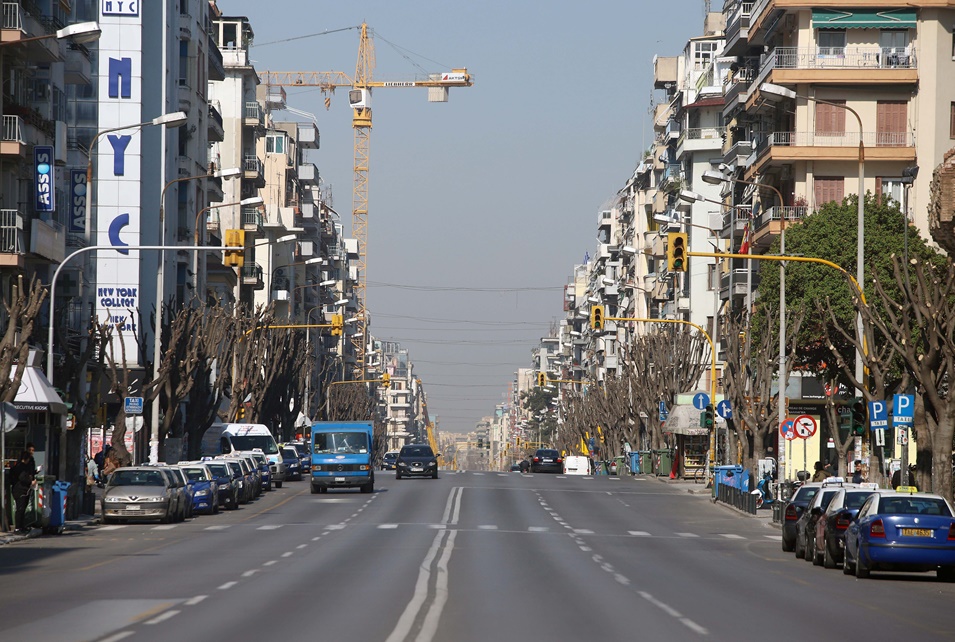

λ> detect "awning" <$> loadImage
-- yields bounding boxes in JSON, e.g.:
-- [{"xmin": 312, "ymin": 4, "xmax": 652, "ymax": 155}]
[
  {"xmin": 662, "ymin": 404, "xmax": 710, "ymax": 436},
  {"xmin": 812, "ymin": 9, "xmax": 916, "ymax": 30},
  {"xmin": 11, "ymin": 367, "xmax": 67, "ymax": 414}
]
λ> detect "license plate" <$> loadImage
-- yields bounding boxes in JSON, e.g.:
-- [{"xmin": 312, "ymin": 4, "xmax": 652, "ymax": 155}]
[
  {"xmin": 901, "ymin": 528, "xmax": 933, "ymax": 537},
  {"xmin": 334, "ymin": 477, "xmax": 345, "ymax": 482},
  {"xmin": 125, "ymin": 505, "xmax": 140, "ymax": 511},
  {"xmin": 543, "ymin": 459, "xmax": 553, "ymax": 463}
]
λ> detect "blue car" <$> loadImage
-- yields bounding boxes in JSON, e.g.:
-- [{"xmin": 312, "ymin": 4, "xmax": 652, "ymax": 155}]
[
  {"xmin": 200, "ymin": 459, "xmax": 239, "ymax": 510},
  {"xmin": 844, "ymin": 490, "xmax": 955, "ymax": 581},
  {"xmin": 179, "ymin": 464, "xmax": 219, "ymax": 515}
]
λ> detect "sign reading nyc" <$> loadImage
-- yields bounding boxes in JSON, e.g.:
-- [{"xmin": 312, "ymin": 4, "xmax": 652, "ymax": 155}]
[{"xmin": 101, "ymin": 0, "xmax": 138, "ymax": 15}]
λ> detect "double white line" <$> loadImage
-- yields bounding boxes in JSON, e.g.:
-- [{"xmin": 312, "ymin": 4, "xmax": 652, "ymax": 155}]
[{"xmin": 385, "ymin": 487, "xmax": 462, "ymax": 642}]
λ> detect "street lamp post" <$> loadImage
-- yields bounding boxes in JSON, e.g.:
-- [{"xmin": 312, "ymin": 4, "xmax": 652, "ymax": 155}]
[{"xmin": 191, "ymin": 196, "xmax": 263, "ymax": 295}]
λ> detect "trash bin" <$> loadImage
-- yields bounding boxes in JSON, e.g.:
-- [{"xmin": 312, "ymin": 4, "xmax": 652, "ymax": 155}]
[
  {"xmin": 653, "ymin": 449, "xmax": 673, "ymax": 476},
  {"xmin": 610, "ymin": 456, "xmax": 626, "ymax": 476},
  {"xmin": 629, "ymin": 452, "xmax": 641, "ymax": 475},
  {"xmin": 593, "ymin": 460, "xmax": 608, "ymax": 475},
  {"xmin": 638, "ymin": 451, "xmax": 652, "ymax": 474},
  {"xmin": 45, "ymin": 480, "xmax": 71, "ymax": 535},
  {"xmin": 26, "ymin": 476, "xmax": 54, "ymax": 531},
  {"xmin": 713, "ymin": 465, "xmax": 744, "ymax": 496}
]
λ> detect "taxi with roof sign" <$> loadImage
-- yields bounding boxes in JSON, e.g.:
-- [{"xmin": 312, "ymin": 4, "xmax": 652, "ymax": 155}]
[
  {"xmin": 793, "ymin": 478, "xmax": 862, "ymax": 560},
  {"xmin": 811, "ymin": 483, "xmax": 889, "ymax": 568},
  {"xmin": 843, "ymin": 489, "xmax": 955, "ymax": 581}
]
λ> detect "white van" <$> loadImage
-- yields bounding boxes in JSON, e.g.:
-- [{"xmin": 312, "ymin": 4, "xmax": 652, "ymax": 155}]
[
  {"xmin": 201, "ymin": 423, "xmax": 285, "ymax": 486},
  {"xmin": 563, "ymin": 456, "xmax": 591, "ymax": 476}
]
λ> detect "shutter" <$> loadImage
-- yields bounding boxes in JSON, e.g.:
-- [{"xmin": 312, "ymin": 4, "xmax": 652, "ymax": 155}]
[
  {"xmin": 815, "ymin": 101, "xmax": 846, "ymax": 136},
  {"xmin": 876, "ymin": 101, "xmax": 907, "ymax": 146},
  {"xmin": 814, "ymin": 177, "xmax": 845, "ymax": 206},
  {"xmin": 875, "ymin": 177, "xmax": 883, "ymax": 203}
]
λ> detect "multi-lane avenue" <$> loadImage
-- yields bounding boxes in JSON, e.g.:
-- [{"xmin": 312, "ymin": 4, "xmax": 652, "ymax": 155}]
[{"xmin": 2, "ymin": 473, "xmax": 953, "ymax": 641}]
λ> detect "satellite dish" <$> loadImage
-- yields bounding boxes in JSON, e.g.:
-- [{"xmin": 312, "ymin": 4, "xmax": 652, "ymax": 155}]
[{"xmin": 2, "ymin": 402, "xmax": 19, "ymax": 433}]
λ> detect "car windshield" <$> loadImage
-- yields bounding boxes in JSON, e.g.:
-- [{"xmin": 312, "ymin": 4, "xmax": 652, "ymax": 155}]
[
  {"xmin": 314, "ymin": 432, "xmax": 369, "ymax": 454},
  {"xmin": 844, "ymin": 491, "xmax": 875, "ymax": 509},
  {"xmin": 225, "ymin": 461, "xmax": 243, "ymax": 476},
  {"xmin": 110, "ymin": 470, "xmax": 165, "ymax": 486},
  {"xmin": 182, "ymin": 468, "xmax": 208, "ymax": 481},
  {"xmin": 880, "ymin": 497, "xmax": 952, "ymax": 516},
  {"xmin": 818, "ymin": 490, "xmax": 840, "ymax": 509},
  {"xmin": 537, "ymin": 450, "xmax": 558, "ymax": 458},
  {"xmin": 229, "ymin": 435, "xmax": 278, "ymax": 454},
  {"xmin": 291, "ymin": 443, "xmax": 309, "ymax": 457},
  {"xmin": 282, "ymin": 448, "xmax": 298, "ymax": 461},
  {"xmin": 401, "ymin": 446, "xmax": 434, "ymax": 457},
  {"xmin": 205, "ymin": 463, "xmax": 228, "ymax": 476},
  {"xmin": 383, "ymin": 453, "xmax": 398, "ymax": 461},
  {"xmin": 793, "ymin": 487, "xmax": 820, "ymax": 504}
]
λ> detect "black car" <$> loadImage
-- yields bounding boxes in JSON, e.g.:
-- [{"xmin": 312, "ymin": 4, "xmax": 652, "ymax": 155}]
[
  {"xmin": 280, "ymin": 446, "xmax": 302, "ymax": 481},
  {"xmin": 395, "ymin": 444, "xmax": 439, "ymax": 479},
  {"xmin": 530, "ymin": 449, "xmax": 562, "ymax": 474},
  {"xmin": 812, "ymin": 487, "xmax": 884, "ymax": 568},
  {"xmin": 381, "ymin": 450, "xmax": 399, "ymax": 471},
  {"xmin": 794, "ymin": 483, "xmax": 849, "ymax": 560},
  {"xmin": 782, "ymin": 483, "xmax": 823, "ymax": 552}
]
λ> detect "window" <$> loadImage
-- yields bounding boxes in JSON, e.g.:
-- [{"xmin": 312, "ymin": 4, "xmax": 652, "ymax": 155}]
[
  {"xmin": 815, "ymin": 100, "xmax": 846, "ymax": 136},
  {"xmin": 880, "ymin": 30, "xmax": 909, "ymax": 53},
  {"xmin": 877, "ymin": 178, "xmax": 907, "ymax": 211},
  {"xmin": 179, "ymin": 41, "xmax": 189, "ymax": 87},
  {"xmin": 266, "ymin": 133, "xmax": 286, "ymax": 155},
  {"xmin": 876, "ymin": 101, "xmax": 907, "ymax": 146},
  {"xmin": 817, "ymin": 29, "xmax": 846, "ymax": 56},
  {"xmin": 707, "ymin": 264, "xmax": 717, "ymax": 291},
  {"xmin": 693, "ymin": 41, "xmax": 718, "ymax": 69},
  {"xmin": 814, "ymin": 176, "xmax": 845, "ymax": 206}
]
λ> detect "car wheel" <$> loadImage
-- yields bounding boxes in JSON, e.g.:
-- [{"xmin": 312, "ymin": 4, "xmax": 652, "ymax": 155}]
[
  {"xmin": 360, "ymin": 482, "xmax": 373, "ymax": 494},
  {"xmin": 823, "ymin": 542, "xmax": 837, "ymax": 569},
  {"xmin": 855, "ymin": 552, "xmax": 870, "ymax": 579},
  {"xmin": 842, "ymin": 549, "xmax": 854, "ymax": 575},
  {"xmin": 396, "ymin": 471, "xmax": 402, "ymax": 480},
  {"xmin": 432, "ymin": 471, "xmax": 439, "ymax": 479},
  {"xmin": 794, "ymin": 538, "xmax": 805, "ymax": 559},
  {"xmin": 275, "ymin": 481, "xmax": 283, "ymax": 489},
  {"xmin": 310, "ymin": 484, "xmax": 319, "ymax": 494},
  {"xmin": 937, "ymin": 567, "xmax": 955, "ymax": 582},
  {"xmin": 781, "ymin": 537, "xmax": 795, "ymax": 553}
]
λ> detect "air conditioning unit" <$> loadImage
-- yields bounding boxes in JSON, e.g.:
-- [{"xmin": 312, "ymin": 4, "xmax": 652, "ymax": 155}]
[{"xmin": 677, "ymin": 297, "xmax": 691, "ymax": 311}]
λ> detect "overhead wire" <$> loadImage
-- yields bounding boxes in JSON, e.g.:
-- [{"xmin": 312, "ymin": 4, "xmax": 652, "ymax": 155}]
[{"xmin": 253, "ymin": 25, "xmax": 360, "ymax": 48}]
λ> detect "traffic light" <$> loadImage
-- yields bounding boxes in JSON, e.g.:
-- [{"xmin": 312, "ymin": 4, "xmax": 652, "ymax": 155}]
[
  {"xmin": 331, "ymin": 314, "xmax": 343, "ymax": 336},
  {"xmin": 537, "ymin": 372, "xmax": 546, "ymax": 387},
  {"xmin": 477, "ymin": 437, "xmax": 483, "ymax": 448},
  {"xmin": 237, "ymin": 406, "xmax": 246, "ymax": 420},
  {"xmin": 590, "ymin": 305, "xmax": 604, "ymax": 331},
  {"xmin": 667, "ymin": 232, "xmax": 688, "ymax": 272},
  {"xmin": 381, "ymin": 373, "xmax": 391, "ymax": 387},
  {"xmin": 851, "ymin": 401, "xmax": 866, "ymax": 436},
  {"xmin": 224, "ymin": 229, "xmax": 246, "ymax": 267},
  {"xmin": 702, "ymin": 404, "xmax": 715, "ymax": 430}
]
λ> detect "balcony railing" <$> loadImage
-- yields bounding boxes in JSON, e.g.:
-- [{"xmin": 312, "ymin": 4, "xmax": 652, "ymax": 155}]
[
  {"xmin": 244, "ymin": 101, "xmax": 261, "ymax": 122},
  {"xmin": 754, "ymin": 205, "xmax": 808, "ymax": 231},
  {"xmin": 241, "ymin": 263, "xmax": 263, "ymax": 282},
  {"xmin": 2, "ymin": 3, "xmax": 23, "ymax": 31},
  {"xmin": 241, "ymin": 206, "xmax": 263, "ymax": 228},
  {"xmin": 1, "ymin": 115, "xmax": 24, "ymax": 143},
  {"xmin": 770, "ymin": 47, "xmax": 917, "ymax": 71},
  {"xmin": 243, "ymin": 155, "xmax": 263, "ymax": 175},
  {"xmin": 766, "ymin": 131, "xmax": 914, "ymax": 148},
  {"xmin": 0, "ymin": 209, "xmax": 25, "ymax": 254}
]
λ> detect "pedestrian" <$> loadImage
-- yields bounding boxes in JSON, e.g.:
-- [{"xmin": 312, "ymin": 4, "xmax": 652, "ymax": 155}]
[
  {"xmin": 851, "ymin": 460, "xmax": 865, "ymax": 484},
  {"xmin": 22, "ymin": 442, "xmax": 37, "ymax": 476},
  {"xmin": 8, "ymin": 451, "xmax": 36, "ymax": 533},
  {"xmin": 86, "ymin": 456, "xmax": 98, "ymax": 489},
  {"xmin": 811, "ymin": 461, "xmax": 828, "ymax": 482},
  {"xmin": 891, "ymin": 464, "xmax": 918, "ymax": 490}
]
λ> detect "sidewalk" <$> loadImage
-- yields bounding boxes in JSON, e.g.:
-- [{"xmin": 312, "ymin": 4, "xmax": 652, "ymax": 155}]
[
  {"xmin": 645, "ymin": 473, "xmax": 781, "ymax": 529},
  {"xmin": 1, "ymin": 488, "xmax": 101, "ymax": 546}
]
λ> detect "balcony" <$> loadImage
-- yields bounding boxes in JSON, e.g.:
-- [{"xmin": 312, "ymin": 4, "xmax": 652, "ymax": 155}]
[
  {"xmin": 723, "ymin": 1, "xmax": 754, "ymax": 56},
  {"xmin": 243, "ymin": 101, "xmax": 263, "ymax": 128},
  {"xmin": 207, "ymin": 33, "xmax": 225, "ymax": 81},
  {"xmin": 297, "ymin": 122, "xmax": 320, "ymax": 149},
  {"xmin": 30, "ymin": 218, "xmax": 65, "ymax": 262},
  {"xmin": 665, "ymin": 119, "xmax": 681, "ymax": 142},
  {"xmin": 1, "ymin": 115, "xmax": 26, "ymax": 155},
  {"xmin": 720, "ymin": 268, "xmax": 751, "ymax": 300},
  {"xmin": 722, "ymin": 206, "xmax": 752, "ymax": 239},
  {"xmin": 243, "ymin": 154, "xmax": 265, "ymax": 186},
  {"xmin": 208, "ymin": 104, "xmax": 224, "ymax": 142},
  {"xmin": 753, "ymin": 47, "xmax": 917, "ymax": 97},
  {"xmin": 241, "ymin": 263, "xmax": 264, "ymax": 289},
  {"xmin": 241, "ymin": 206, "xmax": 263, "ymax": 233},
  {"xmin": 677, "ymin": 127, "xmax": 722, "ymax": 155},
  {"xmin": 749, "ymin": 131, "xmax": 915, "ymax": 175},
  {"xmin": 723, "ymin": 64, "xmax": 757, "ymax": 117},
  {"xmin": 722, "ymin": 140, "xmax": 754, "ymax": 168},
  {"xmin": 2, "ymin": 3, "xmax": 60, "ymax": 61},
  {"xmin": 298, "ymin": 162, "xmax": 318, "ymax": 183},
  {"xmin": 751, "ymin": 205, "xmax": 808, "ymax": 250},
  {"xmin": 64, "ymin": 43, "xmax": 93, "ymax": 85},
  {"xmin": 0, "ymin": 209, "xmax": 25, "ymax": 263},
  {"xmin": 271, "ymin": 275, "xmax": 290, "ymax": 301}
]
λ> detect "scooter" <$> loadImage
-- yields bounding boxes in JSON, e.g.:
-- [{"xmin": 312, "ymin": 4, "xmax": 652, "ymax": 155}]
[{"xmin": 751, "ymin": 472, "xmax": 775, "ymax": 509}]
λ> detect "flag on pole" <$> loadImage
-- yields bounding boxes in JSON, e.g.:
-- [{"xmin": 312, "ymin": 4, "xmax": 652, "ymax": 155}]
[{"xmin": 739, "ymin": 221, "xmax": 751, "ymax": 254}]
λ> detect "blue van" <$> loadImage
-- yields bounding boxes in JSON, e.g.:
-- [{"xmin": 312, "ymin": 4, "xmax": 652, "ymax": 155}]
[{"xmin": 310, "ymin": 422, "xmax": 375, "ymax": 494}]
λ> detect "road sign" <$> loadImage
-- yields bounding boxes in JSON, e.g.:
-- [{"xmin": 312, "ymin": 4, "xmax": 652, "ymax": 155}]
[
  {"xmin": 874, "ymin": 428, "xmax": 885, "ymax": 447},
  {"xmin": 897, "ymin": 427, "xmax": 908, "ymax": 446},
  {"xmin": 780, "ymin": 419, "xmax": 795, "ymax": 440},
  {"xmin": 793, "ymin": 414, "xmax": 818, "ymax": 439},
  {"xmin": 658, "ymin": 400, "xmax": 668, "ymax": 422},
  {"xmin": 1, "ymin": 402, "xmax": 19, "ymax": 433},
  {"xmin": 893, "ymin": 394, "xmax": 914, "ymax": 426},
  {"xmin": 868, "ymin": 400, "xmax": 888, "ymax": 430},
  {"xmin": 124, "ymin": 396, "xmax": 144, "ymax": 415},
  {"xmin": 692, "ymin": 392, "xmax": 710, "ymax": 410},
  {"xmin": 716, "ymin": 399, "xmax": 732, "ymax": 419}
]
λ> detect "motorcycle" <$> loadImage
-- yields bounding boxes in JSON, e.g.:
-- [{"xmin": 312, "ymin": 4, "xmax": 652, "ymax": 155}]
[{"xmin": 751, "ymin": 472, "xmax": 776, "ymax": 509}]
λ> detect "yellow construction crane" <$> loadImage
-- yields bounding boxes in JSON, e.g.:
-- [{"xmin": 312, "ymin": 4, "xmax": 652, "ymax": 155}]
[{"xmin": 261, "ymin": 23, "xmax": 473, "ymax": 371}]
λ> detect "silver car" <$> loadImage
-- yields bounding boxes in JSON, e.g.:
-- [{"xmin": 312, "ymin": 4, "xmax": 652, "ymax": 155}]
[{"xmin": 101, "ymin": 467, "xmax": 179, "ymax": 524}]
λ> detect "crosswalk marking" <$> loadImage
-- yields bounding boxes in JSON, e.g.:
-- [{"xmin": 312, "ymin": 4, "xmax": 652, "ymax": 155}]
[
  {"xmin": 764, "ymin": 534, "xmax": 782, "ymax": 540},
  {"xmin": 151, "ymin": 525, "xmax": 177, "ymax": 531},
  {"xmin": 573, "ymin": 529, "xmax": 594, "ymax": 535},
  {"xmin": 676, "ymin": 532, "xmax": 700, "ymax": 538},
  {"xmin": 99, "ymin": 525, "xmax": 127, "ymax": 531},
  {"xmin": 628, "ymin": 531, "xmax": 651, "ymax": 537},
  {"xmin": 528, "ymin": 526, "xmax": 549, "ymax": 532},
  {"xmin": 204, "ymin": 525, "xmax": 231, "ymax": 531},
  {"xmin": 478, "ymin": 525, "xmax": 498, "ymax": 530},
  {"xmin": 378, "ymin": 524, "xmax": 399, "ymax": 529},
  {"xmin": 256, "ymin": 525, "xmax": 282, "ymax": 530},
  {"xmin": 719, "ymin": 534, "xmax": 746, "ymax": 540}
]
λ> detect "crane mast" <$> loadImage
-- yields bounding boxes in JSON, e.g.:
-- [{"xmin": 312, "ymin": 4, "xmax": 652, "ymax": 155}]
[{"xmin": 261, "ymin": 23, "xmax": 473, "ymax": 375}]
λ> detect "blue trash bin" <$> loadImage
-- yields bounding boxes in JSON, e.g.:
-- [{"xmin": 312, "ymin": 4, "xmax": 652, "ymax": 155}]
[
  {"xmin": 46, "ymin": 480, "xmax": 71, "ymax": 534},
  {"xmin": 713, "ymin": 465, "xmax": 744, "ymax": 497},
  {"xmin": 629, "ymin": 452, "xmax": 640, "ymax": 475}
]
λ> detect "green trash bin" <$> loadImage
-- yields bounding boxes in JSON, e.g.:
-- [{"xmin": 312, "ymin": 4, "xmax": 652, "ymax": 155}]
[
  {"xmin": 638, "ymin": 451, "xmax": 652, "ymax": 474},
  {"xmin": 653, "ymin": 449, "xmax": 674, "ymax": 476},
  {"xmin": 610, "ymin": 456, "xmax": 626, "ymax": 476}
]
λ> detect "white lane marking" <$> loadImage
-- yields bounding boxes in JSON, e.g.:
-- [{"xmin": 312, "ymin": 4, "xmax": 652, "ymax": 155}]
[
  {"xmin": 682, "ymin": 618, "xmax": 709, "ymax": 635},
  {"xmin": 429, "ymin": 524, "xmax": 447, "ymax": 529},
  {"xmin": 473, "ymin": 472, "xmax": 484, "ymax": 476},
  {"xmin": 385, "ymin": 530, "xmax": 448, "ymax": 642},
  {"xmin": 184, "ymin": 596, "xmax": 207, "ymax": 606},
  {"xmin": 574, "ymin": 529, "xmax": 594, "ymax": 534},
  {"xmin": 440, "ymin": 487, "xmax": 462, "ymax": 524},
  {"xmin": 720, "ymin": 534, "xmax": 746, "ymax": 540},
  {"xmin": 326, "ymin": 524, "xmax": 346, "ymax": 530},
  {"xmin": 204, "ymin": 525, "xmax": 230, "ymax": 531},
  {"xmin": 629, "ymin": 531, "xmax": 651, "ymax": 537},
  {"xmin": 98, "ymin": 525, "xmax": 127, "ymax": 531},
  {"xmin": 478, "ymin": 525, "xmax": 498, "ymax": 530},
  {"xmin": 451, "ymin": 488, "xmax": 462, "ymax": 525},
  {"xmin": 497, "ymin": 473, "xmax": 508, "ymax": 477},
  {"xmin": 99, "ymin": 632, "xmax": 135, "ymax": 642},
  {"xmin": 218, "ymin": 582, "xmax": 237, "ymax": 590},
  {"xmin": 151, "ymin": 525, "xmax": 177, "ymax": 531},
  {"xmin": 583, "ymin": 476, "xmax": 594, "ymax": 480},
  {"xmin": 262, "ymin": 561, "xmax": 277, "ymax": 566},
  {"xmin": 579, "ymin": 546, "xmax": 592, "ymax": 552},
  {"xmin": 555, "ymin": 476, "xmax": 566, "ymax": 479},
  {"xmin": 417, "ymin": 530, "xmax": 457, "ymax": 642},
  {"xmin": 281, "ymin": 552, "xmax": 293, "ymax": 558},
  {"xmin": 297, "ymin": 544, "xmax": 307, "ymax": 549},
  {"xmin": 528, "ymin": 526, "xmax": 549, "ymax": 532},
  {"xmin": 257, "ymin": 525, "xmax": 282, "ymax": 530},
  {"xmin": 765, "ymin": 534, "xmax": 782, "ymax": 540},
  {"xmin": 609, "ymin": 477, "xmax": 621, "ymax": 481},
  {"xmin": 615, "ymin": 574, "xmax": 630, "ymax": 586},
  {"xmin": 378, "ymin": 524, "xmax": 399, "ymax": 529},
  {"xmin": 144, "ymin": 611, "xmax": 182, "ymax": 624},
  {"xmin": 312, "ymin": 537, "xmax": 322, "ymax": 541},
  {"xmin": 242, "ymin": 570, "xmax": 258, "ymax": 578},
  {"xmin": 639, "ymin": 591, "xmax": 682, "ymax": 618},
  {"xmin": 676, "ymin": 532, "xmax": 700, "ymax": 538}
]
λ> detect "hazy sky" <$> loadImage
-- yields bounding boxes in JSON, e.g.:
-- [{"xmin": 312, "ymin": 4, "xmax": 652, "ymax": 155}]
[{"xmin": 222, "ymin": 0, "xmax": 724, "ymax": 433}]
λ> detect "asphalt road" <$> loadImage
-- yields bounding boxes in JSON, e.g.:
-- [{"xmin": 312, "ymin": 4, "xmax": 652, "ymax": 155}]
[{"xmin": 1, "ymin": 472, "xmax": 954, "ymax": 641}]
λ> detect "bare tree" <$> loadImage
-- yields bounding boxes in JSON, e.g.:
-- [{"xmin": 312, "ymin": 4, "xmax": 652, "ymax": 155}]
[
  {"xmin": 99, "ymin": 321, "xmax": 135, "ymax": 467},
  {"xmin": 0, "ymin": 276, "xmax": 48, "ymax": 402}
]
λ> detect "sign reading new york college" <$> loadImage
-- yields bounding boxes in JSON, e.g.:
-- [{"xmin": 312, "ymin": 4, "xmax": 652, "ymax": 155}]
[{"xmin": 96, "ymin": 0, "xmax": 142, "ymax": 362}]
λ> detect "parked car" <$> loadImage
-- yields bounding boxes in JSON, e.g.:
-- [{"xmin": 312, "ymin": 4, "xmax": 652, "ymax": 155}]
[
  {"xmin": 395, "ymin": 444, "xmax": 440, "ymax": 479},
  {"xmin": 288, "ymin": 441, "xmax": 311, "ymax": 474},
  {"xmin": 782, "ymin": 482, "xmax": 825, "ymax": 552},
  {"xmin": 509, "ymin": 463, "xmax": 522, "ymax": 472},
  {"xmin": 201, "ymin": 459, "xmax": 240, "ymax": 510},
  {"xmin": 101, "ymin": 467, "xmax": 180, "ymax": 524},
  {"xmin": 795, "ymin": 479, "xmax": 859, "ymax": 560},
  {"xmin": 238, "ymin": 451, "xmax": 273, "ymax": 491},
  {"xmin": 844, "ymin": 490, "xmax": 955, "ymax": 580},
  {"xmin": 221, "ymin": 455, "xmax": 258, "ymax": 500},
  {"xmin": 179, "ymin": 463, "xmax": 219, "ymax": 515},
  {"xmin": 812, "ymin": 485, "xmax": 886, "ymax": 568},
  {"xmin": 530, "ymin": 449, "xmax": 562, "ymax": 474},
  {"xmin": 280, "ymin": 446, "xmax": 302, "ymax": 481},
  {"xmin": 381, "ymin": 450, "xmax": 399, "ymax": 471},
  {"xmin": 163, "ymin": 466, "xmax": 194, "ymax": 519}
]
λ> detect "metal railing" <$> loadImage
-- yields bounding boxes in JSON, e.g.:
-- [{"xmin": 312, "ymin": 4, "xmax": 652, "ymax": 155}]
[
  {"xmin": 754, "ymin": 205, "xmax": 808, "ymax": 230},
  {"xmin": 716, "ymin": 482, "xmax": 757, "ymax": 514},
  {"xmin": 2, "ymin": 2, "xmax": 22, "ymax": 30},
  {"xmin": 767, "ymin": 131, "xmax": 914, "ymax": 148},
  {"xmin": 770, "ymin": 46, "xmax": 917, "ymax": 70},
  {"xmin": 0, "ymin": 209, "xmax": 25, "ymax": 254},
  {"xmin": 241, "ymin": 206, "xmax": 263, "ymax": 228},
  {"xmin": 244, "ymin": 101, "xmax": 261, "ymax": 121},
  {"xmin": 241, "ymin": 263, "xmax": 263, "ymax": 281},
  {"xmin": 243, "ymin": 155, "xmax": 263, "ymax": 175},
  {"xmin": 2, "ymin": 115, "xmax": 24, "ymax": 143}
]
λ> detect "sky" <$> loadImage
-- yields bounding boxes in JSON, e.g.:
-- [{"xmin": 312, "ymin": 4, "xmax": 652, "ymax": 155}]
[{"xmin": 222, "ymin": 0, "xmax": 725, "ymax": 433}]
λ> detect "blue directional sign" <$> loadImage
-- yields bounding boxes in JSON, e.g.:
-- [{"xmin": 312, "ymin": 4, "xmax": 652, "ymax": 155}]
[
  {"xmin": 868, "ymin": 400, "xmax": 888, "ymax": 430},
  {"xmin": 716, "ymin": 400, "xmax": 732, "ymax": 419},
  {"xmin": 693, "ymin": 392, "xmax": 710, "ymax": 410},
  {"xmin": 658, "ymin": 400, "xmax": 668, "ymax": 422},
  {"xmin": 892, "ymin": 393, "xmax": 914, "ymax": 426},
  {"xmin": 124, "ymin": 396, "xmax": 144, "ymax": 415}
]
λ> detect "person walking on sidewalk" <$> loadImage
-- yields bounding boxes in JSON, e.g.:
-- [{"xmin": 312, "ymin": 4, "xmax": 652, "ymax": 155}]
[
  {"xmin": 8, "ymin": 452, "xmax": 36, "ymax": 533},
  {"xmin": 811, "ymin": 461, "xmax": 829, "ymax": 483}
]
